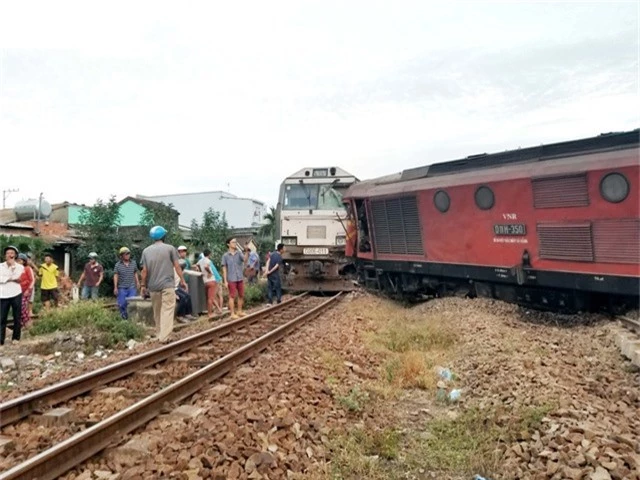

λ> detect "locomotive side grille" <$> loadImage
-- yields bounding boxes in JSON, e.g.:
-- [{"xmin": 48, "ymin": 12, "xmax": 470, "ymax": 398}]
[
  {"xmin": 371, "ymin": 196, "xmax": 424, "ymax": 256},
  {"xmin": 537, "ymin": 222, "xmax": 594, "ymax": 262},
  {"xmin": 371, "ymin": 200, "xmax": 391, "ymax": 254},
  {"xmin": 400, "ymin": 197, "xmax": 424, "ymax": 255},
  {"xmin": 532, "ymin": 174, "xmax": 589, "ymax": 208},
  {"xmin": 593, "ymin": 219, "xmax": 640, "ymax": 264},
  {"xmin": 306, "ymin": 225, "xmax": 327, "ymax": 239}
]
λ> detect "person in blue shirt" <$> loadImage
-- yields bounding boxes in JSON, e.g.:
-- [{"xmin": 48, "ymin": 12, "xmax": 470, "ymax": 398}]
[
  {"xmin": 247, "ymin": 249, "xmax": 260, "ymax": 284},
  {"xmin": 264, "ymin": 243, "xmax": 285, "ymax": 305}
]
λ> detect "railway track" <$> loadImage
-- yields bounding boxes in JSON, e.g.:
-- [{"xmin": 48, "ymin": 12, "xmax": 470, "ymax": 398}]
[{"xmin": 0, "ymin": 292, "xmax": 342, "ymax": 480}]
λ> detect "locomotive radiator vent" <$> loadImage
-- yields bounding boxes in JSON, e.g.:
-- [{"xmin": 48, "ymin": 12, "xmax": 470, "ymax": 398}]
[
  {"xmin": 532, "ymin": 174, "xmax": 589, "ymax": 209},
  {"xmin": 537, "ymin": 222, "xmax": 594, "ymax": 262},
  {"xmin": 593, "ymin": 218, "xmax": 640, "ymax": 264},
  {"xmin": 371, "ymin": 196, "xmax": 424, "ymax": 256}
]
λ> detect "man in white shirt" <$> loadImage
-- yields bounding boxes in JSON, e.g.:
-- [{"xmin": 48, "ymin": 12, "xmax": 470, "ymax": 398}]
[{"xmin": 0, "ymin": 245, "xmax": 25, "ymax": 344}]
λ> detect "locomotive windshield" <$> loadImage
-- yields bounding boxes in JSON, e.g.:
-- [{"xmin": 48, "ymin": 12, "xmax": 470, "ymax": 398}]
[{"xmin": 283, "ymin": 183, "xmax": 349, "ymax": 210}]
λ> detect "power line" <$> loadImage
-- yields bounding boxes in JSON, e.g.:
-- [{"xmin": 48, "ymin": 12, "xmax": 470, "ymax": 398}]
[{"xmin": 2, "ymin": 188, "xmax": 19, "ymax": 209}]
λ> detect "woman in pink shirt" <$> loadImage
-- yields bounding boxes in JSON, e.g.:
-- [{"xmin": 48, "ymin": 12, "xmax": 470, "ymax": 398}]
[{"xmin": 18, "ymin": 254, "xmax": 35, "ymax": 327}]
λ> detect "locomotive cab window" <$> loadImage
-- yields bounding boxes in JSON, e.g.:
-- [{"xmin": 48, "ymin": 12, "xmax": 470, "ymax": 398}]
[
  {"xmin": 284, "ymin": 184, "xmax": 319, "ymax": 209},
  {"xmin": 433, "ymin": 190, "xmax": 450, "ymax": 213},
  {"xmin": 318, "ymin": 183, "xmax": 348, "ymax": 210},
  {"xmin": 475, "ymin": 185, "xmax": 495, "ymax": 210},
  {"xmin": 284, "ymin": 183, "xmax": 350, "ymax": 210},
  {"xmin": 600, "ymin": 172, "xmax": 629, "ymax": 203}
]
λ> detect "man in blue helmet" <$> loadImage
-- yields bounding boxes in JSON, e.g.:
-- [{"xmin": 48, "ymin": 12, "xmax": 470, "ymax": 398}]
[{"xmin": 140, "ymin": 225, "xmax": 187, "ymax": 342}]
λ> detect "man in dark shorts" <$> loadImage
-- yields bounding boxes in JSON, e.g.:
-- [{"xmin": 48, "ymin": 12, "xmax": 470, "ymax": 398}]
[
  {"xmin": 38, "ymin": 253, "xmax": 59, "ymax": 310},
  {"xmin": 221, "ymin": 238, "xmax": 249, "ymax": 320},
  {"xmin": 264, "ymin": 243, "xmax": 285, "ymax": 305}
]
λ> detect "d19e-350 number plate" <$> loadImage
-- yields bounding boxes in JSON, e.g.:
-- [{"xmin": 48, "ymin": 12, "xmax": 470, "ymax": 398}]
[
  {"xmin": 303, "ymin": 247, "xmax": 329, "ymax": 255},
  {"xmin": 493, "ymin": 224, "xmax": 527, "ymax": 236}
]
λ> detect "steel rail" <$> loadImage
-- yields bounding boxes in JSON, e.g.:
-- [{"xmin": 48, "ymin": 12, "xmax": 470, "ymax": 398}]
[
  {"xmin": 0, "ymin": 292, "xmax": 342, "ymax": 480},
  {"xmin": 0, "ymin": 293, "xmax": 307, "ymax": 427},
  {"xmin": 618, "ymin": 315, "xmax": 640, "ymax": 334}
]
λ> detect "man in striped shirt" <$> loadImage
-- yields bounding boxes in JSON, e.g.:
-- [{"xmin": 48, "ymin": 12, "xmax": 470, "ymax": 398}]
[{"xmin": 113, "ymin": 246, "xmax": 140, "ymax": 319}]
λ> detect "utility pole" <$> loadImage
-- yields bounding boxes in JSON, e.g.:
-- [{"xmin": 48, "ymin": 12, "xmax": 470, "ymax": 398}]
[
  {"xmin": 35, "ymin": 192, "xmax": 43, "ymax": 235},
  {"xmin": 2, "ymin": 188, "xmax": 19, "ymax": 209}
]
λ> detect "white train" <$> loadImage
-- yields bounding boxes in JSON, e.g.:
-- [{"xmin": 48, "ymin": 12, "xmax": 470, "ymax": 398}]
[{"xmin": 275, "ymin": 167, "xmax": 359, "ymax": 291}]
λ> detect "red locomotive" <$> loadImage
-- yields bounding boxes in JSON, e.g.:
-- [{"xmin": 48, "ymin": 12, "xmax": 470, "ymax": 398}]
[{"xmin": 343, "ymin": 130, "xmax": 639, "ymax": 311}]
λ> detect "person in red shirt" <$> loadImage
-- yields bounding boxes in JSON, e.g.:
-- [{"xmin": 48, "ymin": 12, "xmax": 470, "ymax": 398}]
[
  {"xmin": 17, "ymin": 254, "xmax": 35, "ymax": 327},
  {"xmin": 76, "ymin": 252, "xmax": 104, "ymax": 300}
]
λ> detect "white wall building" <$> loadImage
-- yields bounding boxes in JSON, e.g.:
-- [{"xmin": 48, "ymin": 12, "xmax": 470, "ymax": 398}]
[{"xmin": 137, "ymin": 191, "xmax": 267, "ymax": 229}]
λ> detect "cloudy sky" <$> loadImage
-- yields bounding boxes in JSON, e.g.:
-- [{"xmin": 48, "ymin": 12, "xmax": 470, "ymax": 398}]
[{"xmin": 0, "ymin": 1, "xmax": 638, "ymax": 212}]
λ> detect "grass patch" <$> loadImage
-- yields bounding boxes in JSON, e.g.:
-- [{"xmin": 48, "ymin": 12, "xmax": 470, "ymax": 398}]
[
  {"xmin": 349, "ymin": 298, "xmax": 457, "ymax": 391},
  {"xmin": 337, "ymin": 386, "xmax": 370, "ymax": 412},
  {"xmin": 28, "ymin": 301, "xmax": 145, "ymax": 348},
  {"xmin": 377, "ymin": 320, "xmax": 457, "ymax": 353},
  {"xmin": 410, "ymin": 403, "xmax": 555, "ymax": 475},
  {"xmin": 384, "ymin": 351, "xmax": 440, "ymax": 390},
  {"xmin": 316, "ymin": 349, "xmax": 344, "ymax": 373},
  {"xmin": 330, "ymin": 427, "xmax": 401, "ymax": 479},
  {"xmin": 417, "ymin": 408, "xmax": 499, "ymax": 473}
]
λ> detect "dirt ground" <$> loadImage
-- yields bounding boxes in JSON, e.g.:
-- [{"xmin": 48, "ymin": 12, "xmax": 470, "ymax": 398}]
[{"xmin": 3, "ymin": 292, "xmax": 639, "ymax": 479}]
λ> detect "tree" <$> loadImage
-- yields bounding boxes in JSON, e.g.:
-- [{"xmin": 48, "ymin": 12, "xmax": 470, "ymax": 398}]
[
  {"xmin": 74, "ymin": 196, "xmax": 124, "ymax": 293},
  {"xmin": 139, "ymin": 201, "xmax": 183, "ymax": 248},
  {"xmin": 190, "ymin": 208, "xmax": 230, "ymax": 267},
  {"xmin": 0, "ymin": 235, "xmax": 50, "ymax": 260},
  {"xmin": 259, "ymin": 206, "xmax": 276, "ymax": 240},
  {"xmin": 256, "ymin": 206, "xmax": 277, "ymax": 259}
]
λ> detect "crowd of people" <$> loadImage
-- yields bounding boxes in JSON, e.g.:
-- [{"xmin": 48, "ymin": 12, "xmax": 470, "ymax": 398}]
[{"xmin": 0, "ymin": 225, "xmax": 286, "ymax": 345}]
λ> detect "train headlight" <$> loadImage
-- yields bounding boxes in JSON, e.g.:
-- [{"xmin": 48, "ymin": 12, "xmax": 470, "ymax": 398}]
[
  {"xmin": 282, "ymin": 236, "xmax": 297, "ymax": 246},
  {"xmin": 335, "ymin": 235, "xmax": 346, "ymax": 246}
]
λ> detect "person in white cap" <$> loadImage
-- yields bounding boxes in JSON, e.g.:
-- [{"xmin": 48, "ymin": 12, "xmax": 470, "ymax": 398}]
[
  {"xmin": 76, "ymin": 251, "xmax": 104, "ymax": 300},
  {"xmin": 177, "ymin": 246, "xmax": 191, "ymax": 280}
]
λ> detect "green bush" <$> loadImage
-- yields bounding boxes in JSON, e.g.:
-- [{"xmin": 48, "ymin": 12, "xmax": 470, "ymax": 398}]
[
  {"xmin": 29, "ymin": 301, "xmax": 145, "ymax": 347},
  {"xmin": 243, "ymin": 281, "xmax": 268, "ymax": 307}
]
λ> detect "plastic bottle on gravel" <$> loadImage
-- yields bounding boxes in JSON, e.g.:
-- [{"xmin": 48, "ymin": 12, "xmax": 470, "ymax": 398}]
[
  {"xmin": 436, "ymin": 366, "xmax": 454, "ymax": 381},
  {"xmin": 448, "ymin": 389, "xmax": 462, "ymax": 402}
]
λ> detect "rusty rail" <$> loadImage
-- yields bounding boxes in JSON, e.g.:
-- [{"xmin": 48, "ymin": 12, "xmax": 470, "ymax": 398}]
[
  {"xmin": 0, "ymin": 292, "xmax": 341, "ymax": 480},
  {"xmin": 618, "ymin": 315, "xmax": 640, "ymax": 334},
  {"xmin": 0, "ymin": 294, "xmax": 306, "ymax": 427}
]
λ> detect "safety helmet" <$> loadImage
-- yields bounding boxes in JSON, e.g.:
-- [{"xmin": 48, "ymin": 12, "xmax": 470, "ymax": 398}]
[
  {"xmin": 119, "ymin": 247, "xmax": 131, "ymax": 255},
  {"xmin": 18, "ymin": 253, "xmax": 28, "ymax": 261},
  {"xmin": 177, "ymin": 245, "xmax": 187, "ymax": 251},
  {"xmin": 149, "ymin": 225, "xmax": 167, "ymax": 241},
  {"xmin": 88, "ymin": 252, "xmax": 98, "ymax": 258},
  {"xmin": 3, "ymin": 245, "xmax": 19, "ymax": 256}
]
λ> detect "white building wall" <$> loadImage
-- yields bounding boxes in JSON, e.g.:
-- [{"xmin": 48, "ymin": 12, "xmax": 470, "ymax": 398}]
[{"xmin": 138, "ymin": 191, "xmax": 266, "ymax": 229}]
